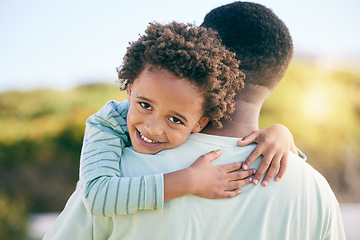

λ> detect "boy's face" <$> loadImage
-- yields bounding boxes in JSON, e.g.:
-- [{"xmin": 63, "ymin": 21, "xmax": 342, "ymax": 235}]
[{"xmin": 127, "ymin": 66, "xmax": 209, "ymax": 154}]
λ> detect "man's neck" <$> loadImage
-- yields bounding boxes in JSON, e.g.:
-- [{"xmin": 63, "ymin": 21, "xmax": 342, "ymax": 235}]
[
  {"xmin": 201, "ymin": 84, "xmax": 270, "ymax": 138},
  {"xmin": 201, "ymin": 100, "xmax": 261, "ymax": 138}
]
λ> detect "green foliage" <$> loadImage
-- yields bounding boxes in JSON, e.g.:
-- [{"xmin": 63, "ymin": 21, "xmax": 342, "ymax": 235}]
[
  {"xmin": 260, "ymin": 60, "xmax": 360, "ymax": 201},
  {"xmin": 0, "ymin": 83, "xmax": 126, "ymax": 144},
  {"xmin": 0, "ymin": 83, "xmax": 127, "ymax": 213},
  {"xmin": 261, "ymin": 60, "xmax": 360, "ymax": 161},
  {"xmin": 0, "ymin": 83, "xmax": 127, "ymax": 238},
  {"xmin": 0, "ymin": 194, "xmax": 30, "ymax": 240}
]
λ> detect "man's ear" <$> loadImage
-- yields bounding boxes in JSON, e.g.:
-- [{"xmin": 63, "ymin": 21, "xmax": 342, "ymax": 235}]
[
  {"xmin": 192, "ymin": 117, "xmax": 210, "ymax": 133},
  {"xmin": 126, "ymin": 85, "xmax": 132, "ymax": 102}
]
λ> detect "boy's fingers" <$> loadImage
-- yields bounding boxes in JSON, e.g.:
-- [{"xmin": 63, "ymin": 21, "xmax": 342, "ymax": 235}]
[
  {"xmin": 227, "ymin": 177, "xmax": 253, "ymax": 191},
  {"xmin": 275, "ymin": 155, "xmax": 288, "ymax": 181},
  {"xmin": 221, "ymin": 161, "xmax": 243, "ymax": 173},
  {"xmin": 200, "ymin": 149, "xmax": 222, "ymax": 162},
  {"xmin": 227, "ymin": 169, "xmax": 255, "ymax": 181},
  {"xmin": 252, "ymin": 154, "xmax": 272, "ymax": 185},
  {"xmin": 237, "ymin": 133, "xmax": 255, "ymax": 146},
  {"xmin": 261, "ymin": 155, "xmax": 281, "ymax": 186},
  {"xmin": 219, "ymin": 189, "xmax": 242, "ymax": 199},
  {"xmin": 222, "ymin": 162, "xmax": 243, "ymax": 173},
  {"xmin": 242, "ymin": 145, "xmax": 263, "ymax": 170},
  {"xmin": 215, "ymin": 176, "xmax": 254, "ymax": 199}
]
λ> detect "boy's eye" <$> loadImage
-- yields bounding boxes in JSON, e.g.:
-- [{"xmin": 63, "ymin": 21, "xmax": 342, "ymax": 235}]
[
  {"xmin": 140, "ymin": 102, "xmax": 152, "ymax": 110},
  {"xmin": 169, "ymin": 117, "xmax": 183, "ymax": 125}
]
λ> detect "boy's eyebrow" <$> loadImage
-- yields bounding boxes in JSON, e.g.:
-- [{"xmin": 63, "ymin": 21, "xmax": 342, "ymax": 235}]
[
  {"xmin": 137, "ymin": 96, "xmax": 154, "ymax": 103},
  {"xmin": 137, "ymin": 96, "xmax": 188, "ymax": 123},
  {"xmin": 171, "ymin": 111, "xmax": 188, "ymax": 123}
]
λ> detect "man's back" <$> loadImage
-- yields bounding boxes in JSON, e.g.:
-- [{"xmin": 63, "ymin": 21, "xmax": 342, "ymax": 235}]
[{"xmin": 94, "ymin": 133, "xmax": 345, "ymax": 240}]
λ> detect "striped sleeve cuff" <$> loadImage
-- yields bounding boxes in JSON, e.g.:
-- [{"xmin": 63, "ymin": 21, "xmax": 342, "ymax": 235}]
[{"xmin": 143, "ymin": 174, "xmax": 164, "ymax": 211}]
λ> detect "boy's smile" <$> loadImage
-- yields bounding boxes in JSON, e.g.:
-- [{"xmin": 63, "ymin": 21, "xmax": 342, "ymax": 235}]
[{"xmin": 126, "ymin": 66, "xmax": 209, "ymax": 154}]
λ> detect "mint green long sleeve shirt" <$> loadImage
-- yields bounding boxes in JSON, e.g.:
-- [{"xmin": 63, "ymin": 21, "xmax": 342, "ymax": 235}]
[{"xmin": 79, "ymin": 100, "xmax": 163, "ymax": 216}]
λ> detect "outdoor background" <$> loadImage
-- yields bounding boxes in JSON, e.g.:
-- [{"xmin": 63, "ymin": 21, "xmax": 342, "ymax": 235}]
[{"xmin": 0, "ymin": 0, "xmax": 359, "ymax": 239}]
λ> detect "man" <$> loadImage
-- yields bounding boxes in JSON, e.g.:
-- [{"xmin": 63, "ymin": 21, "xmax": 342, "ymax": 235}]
[
  {"xmin": 45, "ymin": 2, "xmax": 345, "ymax": 239},
  {"xmin": 93, "ymin": 2, "xmax": 344, "ymax": 239}
]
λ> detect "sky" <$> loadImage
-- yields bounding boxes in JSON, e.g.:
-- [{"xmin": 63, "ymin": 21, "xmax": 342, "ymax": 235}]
[{"xmin": 1, "ymin": 0, "xmax": 359, "ymax": 93}]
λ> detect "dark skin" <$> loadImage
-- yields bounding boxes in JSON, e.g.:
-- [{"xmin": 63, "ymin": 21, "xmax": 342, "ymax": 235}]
[
  {"xmin": 163, "ymin": 81, "xmax": 298, "ymax": 201},
  {"xmin": 127, "ymin": 69, "xmax": 297, "ymax": 202},
  {"xmin": 202, "ymin": 84, "xmax": 298, "ymax": 187}
]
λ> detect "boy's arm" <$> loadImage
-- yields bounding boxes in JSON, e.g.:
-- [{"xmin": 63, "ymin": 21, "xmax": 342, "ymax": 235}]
[
  {"xmin": 80, "ymin": 100, "xmax": 255, "ymax": 216},
  {"xmin": 163, "ymin": 150, "xmax": 255, "ymax": 201},
  {"xmin": 79, "ymin": 101, "xmax": 163, "ymax": 216},
  {"xmin": 237, "ymin": 124, "xmax": 305, "ymax": 186}
]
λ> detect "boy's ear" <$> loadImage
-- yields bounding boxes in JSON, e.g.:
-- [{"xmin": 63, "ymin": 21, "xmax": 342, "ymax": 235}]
[
  {"xmin": 192, "ymin": 117, "xmax": 210, "ymax": 133},
  {"xmin": 126, "ymin": 85, "xmax": 132, "ymax": 102}
]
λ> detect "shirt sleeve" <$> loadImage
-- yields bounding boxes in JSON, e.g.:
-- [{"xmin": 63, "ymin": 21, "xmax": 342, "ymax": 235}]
[
  {"xmin": 79, "ymin": 100, "xmax": 164, "ymax": 216},
  {"xmin": 321, "ymin": 179, "xmax": 346, "ymax": 240},
  {"xmin": 297, "ymin": 147, "xmax": 307, "ymax": 161},
  {"xmin": 323, "ymin": 201, "xmax": 346, "ymax": 240}
]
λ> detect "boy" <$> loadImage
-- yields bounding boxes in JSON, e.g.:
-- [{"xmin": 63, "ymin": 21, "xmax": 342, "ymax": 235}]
[
  {"xmin": 44, "ymin": 21, "xmax": 298, "ymax": 239},
  {"xmin": 79, "ymin": 21, "xmax": 297, "ymax": 217}
]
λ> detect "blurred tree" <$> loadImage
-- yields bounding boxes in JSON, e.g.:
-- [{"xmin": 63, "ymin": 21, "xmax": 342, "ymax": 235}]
[
  {"xmin": 260, "ymin": 60, "xmax": 360, "ymax": 201},
  {"xmin": 0, "ymin": 194, "xmax": 30, "ymax": 240}
]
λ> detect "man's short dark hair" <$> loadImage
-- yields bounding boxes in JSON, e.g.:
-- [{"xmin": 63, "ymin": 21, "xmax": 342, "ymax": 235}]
[{"xmin": 201, "ymin": 1, "xmax": 293, "ymax": 89}]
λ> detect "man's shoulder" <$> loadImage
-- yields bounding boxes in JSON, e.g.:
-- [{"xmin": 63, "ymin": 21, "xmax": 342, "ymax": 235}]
[{"xmin": 280, "ymin": 153, "xmax": 339, "ymax": 209}]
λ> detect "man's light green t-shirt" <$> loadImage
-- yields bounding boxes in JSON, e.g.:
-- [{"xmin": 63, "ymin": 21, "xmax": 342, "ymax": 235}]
[
  {"xmin": 44, "ymin": 133, "xmax": 345, "ymax": 239},
  {"xmin": 95, "ymin": 133, "xmax": 345, "ymax": 240}
]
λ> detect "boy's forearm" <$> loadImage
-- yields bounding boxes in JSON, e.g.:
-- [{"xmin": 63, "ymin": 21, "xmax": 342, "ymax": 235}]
[
  {"xmin": 80, "ymin": 100, "xmax": 164, "ymax": 215},
  {"xmin": 82, "ymin": 174, "xmax": 163, "ymax": 216},
  {"xmin": 163, "ymin": 168, "xmax": 194, "ymax": 202}
]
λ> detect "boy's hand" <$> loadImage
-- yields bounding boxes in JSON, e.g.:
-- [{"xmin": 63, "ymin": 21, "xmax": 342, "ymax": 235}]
[
  {"xmin": 187, "ymin": 149, "xmax": 255, "ymax": 199},
  {"xmin": 237, "ymin": 124, "xmax": 297, "ymax": 186}
]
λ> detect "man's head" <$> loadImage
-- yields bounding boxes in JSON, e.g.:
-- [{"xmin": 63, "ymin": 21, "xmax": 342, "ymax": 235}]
[{"xmin": 201, "ymin": 1, "xmax": 293, "ymax": 91}]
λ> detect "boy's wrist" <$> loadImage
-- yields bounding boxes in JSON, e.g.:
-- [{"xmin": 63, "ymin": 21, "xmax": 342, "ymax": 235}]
[
  {"xmin": 163, "ymin": 167, "xmax": 196, "ymax": 202},
  {"xmin": 181, "ymin": 167, "xmax": 197, "ymax": 196}
]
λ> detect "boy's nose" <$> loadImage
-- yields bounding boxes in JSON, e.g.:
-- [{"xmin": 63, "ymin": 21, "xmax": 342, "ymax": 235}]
[{"xmin": 144, "ymin": 117, "xmax": 164, "ymax": 136}]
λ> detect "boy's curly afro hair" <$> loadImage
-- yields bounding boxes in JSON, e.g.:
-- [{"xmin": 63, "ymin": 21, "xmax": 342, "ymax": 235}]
[{"xmin": 117, "ymin": 21, "xmax": 244, "ymax": 128}]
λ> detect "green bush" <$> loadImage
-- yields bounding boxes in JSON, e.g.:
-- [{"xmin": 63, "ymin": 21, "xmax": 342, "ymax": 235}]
[{"xmin": 0, "ymin": 194, "xmax": 30, "ymax": 240}]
